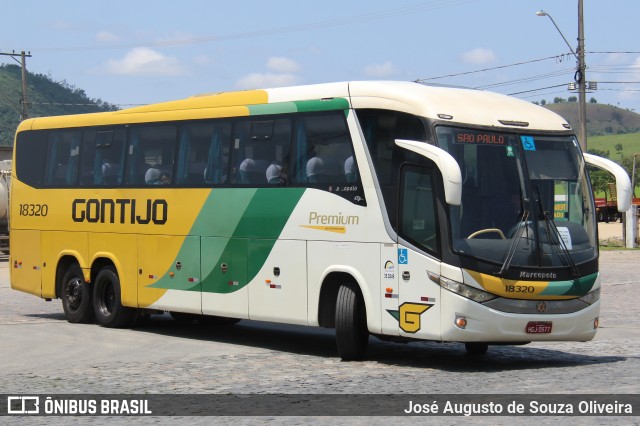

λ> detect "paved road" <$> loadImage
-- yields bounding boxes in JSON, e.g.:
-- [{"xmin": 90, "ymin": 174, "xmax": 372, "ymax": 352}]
[{"xmin": 1, "ymin": 251, "xmax": 639, "ymax": 423}]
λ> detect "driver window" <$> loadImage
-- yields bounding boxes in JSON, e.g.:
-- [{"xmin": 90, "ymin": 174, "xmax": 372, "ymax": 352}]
[{"xmin": 400, "ymin": 165, "xmax": 439, "ymax": 255}]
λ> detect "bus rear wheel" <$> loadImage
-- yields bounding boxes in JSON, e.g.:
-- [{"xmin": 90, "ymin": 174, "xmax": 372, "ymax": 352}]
[
  {"xmin": 93, "ymin": 265, "xmax": 135, "ymax": 328},
  {"xmin": 335, "ymin": 283, "xmax": 368, "ymax": 361},
  {"xmin": 61, "ymin": 264, "xmax": 94, "ymax": 323}
]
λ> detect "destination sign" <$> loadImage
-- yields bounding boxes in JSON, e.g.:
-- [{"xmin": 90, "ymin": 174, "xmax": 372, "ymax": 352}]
[{"xmin": 453, "ymin": 130, "xmax": 507, "ymax": 146}]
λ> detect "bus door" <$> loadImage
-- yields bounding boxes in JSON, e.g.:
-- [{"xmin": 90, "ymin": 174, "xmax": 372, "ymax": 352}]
[{"xmin": 395, "ymin": 165, "xmax": 442, "ymax": 340}]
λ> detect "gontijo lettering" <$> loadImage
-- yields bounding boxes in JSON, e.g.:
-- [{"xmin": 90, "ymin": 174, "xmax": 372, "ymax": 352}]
[{"xmin": 72, "ymin": 198, "xmax": 168, "ymax": 224}]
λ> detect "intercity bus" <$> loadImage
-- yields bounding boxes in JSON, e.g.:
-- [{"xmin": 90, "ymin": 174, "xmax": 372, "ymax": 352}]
[{"xmin": 10, "ymin": 81, "xmax": 631, "ymax": 360}]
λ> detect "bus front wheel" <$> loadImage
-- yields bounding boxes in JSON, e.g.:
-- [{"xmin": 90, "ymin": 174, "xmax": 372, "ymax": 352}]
[
  {"xmin": 335, "ymin": 283, "xmax": 368, "ymax": 361},
  {"xmin": 93, "ymin": 265, "xmax": 135, "ymax": 328},
  {"xmin": 61, "ymin": 264, "xmax": 94, "ymax": 323}
]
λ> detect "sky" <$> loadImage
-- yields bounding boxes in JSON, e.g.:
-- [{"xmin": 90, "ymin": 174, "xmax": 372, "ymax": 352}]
[{"xmin": 2, "ymin": 0, "xmax": 640, "ymax": 113}]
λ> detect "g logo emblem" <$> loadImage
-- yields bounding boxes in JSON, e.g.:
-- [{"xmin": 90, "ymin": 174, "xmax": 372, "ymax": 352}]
[{"xmin": 399, "ymin": 302, "xmax": 432, "ymax": 333}]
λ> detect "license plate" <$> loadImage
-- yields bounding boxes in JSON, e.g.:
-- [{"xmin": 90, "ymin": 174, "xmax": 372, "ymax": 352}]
[{"xmin": 526, "ymin": 321, "xmax": 552, "ymax": 334}]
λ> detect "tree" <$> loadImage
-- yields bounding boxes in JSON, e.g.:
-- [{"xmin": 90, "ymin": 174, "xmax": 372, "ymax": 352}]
[
  {"xmin": 540, "ymin": 99, "xmax": 547, "ymax": 105},
  {"xmin": 589, "ymin": 97, "xmax": 598, "ymax": 103},
  {"xmin": 568, "ymin": 96, "xmax": 577, "ymax": 103},
  {"xmin": 553, "ymin": 97, "xmax": 566, "ymax": 104}
]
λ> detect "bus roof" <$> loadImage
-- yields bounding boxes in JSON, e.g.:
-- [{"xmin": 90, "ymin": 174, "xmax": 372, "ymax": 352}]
[{"xmin": 17, "ymin": 81, "xmax": 570, "ymax": 133}]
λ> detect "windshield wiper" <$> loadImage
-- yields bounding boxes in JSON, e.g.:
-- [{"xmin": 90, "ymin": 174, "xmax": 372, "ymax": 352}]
[
  {"xmin": 535, "ymin": 186, "xmax": 579, "ymax": 277},
  {"xmin": 497, "ymin": 209, "xmax": 530, "ymax": 276}
]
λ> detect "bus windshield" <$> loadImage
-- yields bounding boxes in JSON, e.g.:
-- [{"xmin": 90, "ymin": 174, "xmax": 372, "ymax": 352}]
[{"xmin": 436, "ymin": 126, "xmax": 597, "ymax": 270}]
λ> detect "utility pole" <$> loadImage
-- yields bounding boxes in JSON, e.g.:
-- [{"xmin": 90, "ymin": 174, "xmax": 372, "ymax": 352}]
[
  {"xmin": 0, "ymin": 50, "xmax": 32, "ymax": 120},
  {"xmin": 20, "ymin": 51, "xmax": 29, "ymax": 120},
  {"xmin": 537, "ymin": 2, "xmax": 588, "ymax": 151},
  {"xmin": 577, "ymin": 0, "xmax": 587, "ymax": 152}
]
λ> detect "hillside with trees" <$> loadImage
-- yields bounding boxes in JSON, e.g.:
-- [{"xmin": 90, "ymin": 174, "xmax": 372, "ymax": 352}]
[
  {"xmin": 538, "ymin": 97, "xmax": 640, "ymax": 197},
  {"xmin": 541, "ymin": 97, "xmax": 640, "ymax": 136},
  {"xmin": 0, "ymin": 64, "xmax": 117, "ymax": 146}
]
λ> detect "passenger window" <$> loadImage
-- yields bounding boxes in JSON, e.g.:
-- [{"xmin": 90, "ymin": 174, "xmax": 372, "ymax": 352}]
[
  {"xmin": 290, "ymin": 113, "xmax": 358, "ymax": 185},
  {"xmin": 127, "ymin": 125, "xmax": 177, "ymax": 186},
  {"xmin": 79, "ymin": 130, "xmax": 97, "ymax": 186},
  {"xmin": 93, "ymin": 129, "xmax": 126, "ymax": 186},
  {"xmin": 176, "ymin": 122, "xmax": 231, "ymax": 185},
  {"xmin": 232, "ymin": 118, "xmax": 291, "ymax": 185},
  {"xmin": 15, "ymin": 131, "xmax": 47, "ymax": 188},
  {"xmin": 44, "ymin": 130, "xmax": 81, "ymax": 186}
]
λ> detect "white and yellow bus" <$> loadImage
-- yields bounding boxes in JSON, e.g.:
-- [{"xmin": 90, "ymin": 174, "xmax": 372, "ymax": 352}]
[{"xmin": 10, "ymin": 81, "xmax": 631, "ymax": 359}]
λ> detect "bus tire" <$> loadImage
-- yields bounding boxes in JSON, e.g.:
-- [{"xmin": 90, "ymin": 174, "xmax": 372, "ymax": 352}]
[
  {"xmin": 61, "ymin": 264, "xmax": 94, "ymax": 323},
  {"xmin": 93, "ymin": 265, "xmax": 135, "ymax": 328},
  {"xmin": 465, "ymin": 342, "xmax": 489, "ymax": 355},
  {"xmin": 335, "ymin": 283, "xmax": 368, "ymax": 361}
]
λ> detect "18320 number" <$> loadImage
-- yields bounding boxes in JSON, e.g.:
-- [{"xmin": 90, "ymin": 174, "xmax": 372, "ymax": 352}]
[
  {"xmin": 505, "ymin": 284, "xmax": 535, "ymax": 294},
  {"xmin": 19, "ymin": 203, "xmax": 48, "ymax": 217}
]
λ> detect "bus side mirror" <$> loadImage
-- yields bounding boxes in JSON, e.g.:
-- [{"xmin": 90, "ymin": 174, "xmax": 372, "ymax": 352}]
[
  {"xmin": 395, "ymin": 139, "xmax": 462, "ymax": 206},
  {"xmin": 584, "ymin": 153, "xmax": 632, "ymax": 212}
]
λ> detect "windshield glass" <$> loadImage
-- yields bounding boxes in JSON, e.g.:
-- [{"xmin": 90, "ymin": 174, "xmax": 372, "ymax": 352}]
[{"xmin": 436, "ymin": 126, "xmax": 597, "ymax": 269}]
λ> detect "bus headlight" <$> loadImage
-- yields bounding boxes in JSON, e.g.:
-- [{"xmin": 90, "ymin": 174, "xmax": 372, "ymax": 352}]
[
  {"xmin": 578, "ymin": 287, "xmax": 600, "ymax": 305},
  {"xmin": 439, "ymin": 276, "xmax": 497, "ymax": 303}
]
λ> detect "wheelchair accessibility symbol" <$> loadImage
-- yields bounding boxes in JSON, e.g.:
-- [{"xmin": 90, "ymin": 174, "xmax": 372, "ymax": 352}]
[{"xmin": 398, "ymin": 248, "xmax": 408, "ymax": 264}]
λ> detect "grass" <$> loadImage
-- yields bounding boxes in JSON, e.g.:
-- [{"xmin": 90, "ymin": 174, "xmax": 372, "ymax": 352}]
[{"xmin": 587, "ymin": 133, "xmax": 640, "ymax": 156}]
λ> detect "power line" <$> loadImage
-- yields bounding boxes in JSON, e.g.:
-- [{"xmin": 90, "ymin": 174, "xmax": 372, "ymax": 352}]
[
  {"xmin": 517, "ymin": 89, "xmax": 570, "ymax": 100},
  {"xmin": 507, "ymin": 84, "xmax": 568, "ymax": 96},
  {"xmin": 588, "ymin": 51, "xmax": 640, "ymax": 55},
  {"xmin": 415, "ymin": 54, "xmax": 571, "ymax": 82},
  {"xmin": 475, "ymin": 68, "xmax": 574, "ymax": 90},
  {"xmin": 597, "ymin": 81, "xmax": 640, "ymax": 84}
]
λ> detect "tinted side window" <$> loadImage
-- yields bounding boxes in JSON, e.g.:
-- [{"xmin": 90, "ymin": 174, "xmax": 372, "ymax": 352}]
[
  {"xmin": 231, "ymin": 118, "xmax": 291, "ymax": 185},
  {"xmin": 44, "ymin": 130, "xmax": 81, "ymax": 186},
  {"xmin": 176, "ymin": 121, "xmax": 232, "ymax": 185},
  {"xmin": 400, "ymin": 165, "xmax": 439, "ymax": 256},
  {"xmin": 79, "ymin": 129, "xmax": 97, "ymax": 186},
  {"xmin": 94, "ymin": 129, "xmax": 126, "ymax": 186},
  {"xmin": 357, "ymin": 109, "xmax": 428, "ymax": 229},
  {"xmin": 127, "ymin": 125, "xmax": 177, "ymax": 186},
  {"xmin": 15, "ymin": 130, "xmax": 47, "ymax": 187},
  {"xmin": 290, "ymin": 113, "xmax": 359, "ymax": 185}
]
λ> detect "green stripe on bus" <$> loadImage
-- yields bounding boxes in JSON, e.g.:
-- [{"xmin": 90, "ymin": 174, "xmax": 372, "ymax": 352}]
[
  {"xmin": 201, "ymin": 187, "xmax": 306, "ymax": 294},
  {"xmin": 539, "ymin": 273, "xmax": 598, "ymax": 296},
  {"xmin": 294, "ymin": 98, "xmax": 350, "ymax": 112},
  {"xmin": 246, "ymin": 99, "xmax": 350, "ymax": 116},
  {"xmin": 150, "ymin": 188, "xmax": 306, "ymax": 293},
  {"xmin": 248, "ymin": 102, "xmax": 297, "ymax": 115}
]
